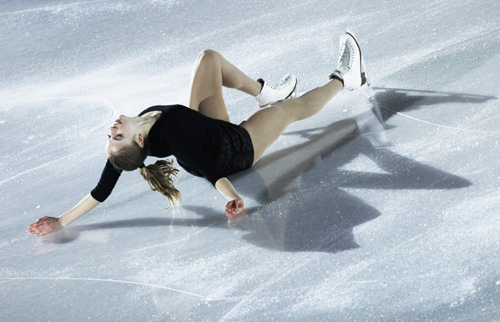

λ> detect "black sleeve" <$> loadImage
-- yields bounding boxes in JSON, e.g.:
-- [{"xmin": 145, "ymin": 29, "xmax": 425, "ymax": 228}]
[{"xmin": 90, "ymin": 159, "xmax": 123, "ymax": 202}]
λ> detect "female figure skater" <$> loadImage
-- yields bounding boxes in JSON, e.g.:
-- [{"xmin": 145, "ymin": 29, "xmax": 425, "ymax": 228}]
[{"xmin": 28, "ymin": 31, "xmax": 372, "ymax": 237}]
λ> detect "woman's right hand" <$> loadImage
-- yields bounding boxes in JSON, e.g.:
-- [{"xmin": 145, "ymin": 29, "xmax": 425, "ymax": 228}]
[
  {"xmin": 27, "ymin": 216, "xmax": 63, "ymax": 236},
  {"xmin": 225, "ymin": 198, "xmax": 244, "ymax": 220}
]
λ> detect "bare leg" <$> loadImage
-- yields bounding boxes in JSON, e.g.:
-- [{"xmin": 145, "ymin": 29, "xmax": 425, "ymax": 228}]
[
  {"xmin": 188, "ymin": 50, "xmax": 262, "ymax": 121},
  {"xmin": 241, "ymin": 78, "xmax": 358, "ymax": 164}
]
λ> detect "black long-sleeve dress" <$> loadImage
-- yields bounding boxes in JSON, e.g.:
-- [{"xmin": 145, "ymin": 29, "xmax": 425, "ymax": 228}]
[{"xmin": 90, "ymin": 105, "xmax": 254, "ymax": 202}]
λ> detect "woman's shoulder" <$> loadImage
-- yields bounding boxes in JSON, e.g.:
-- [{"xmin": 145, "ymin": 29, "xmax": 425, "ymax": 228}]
[{"xmin": 138, "ymin": 104, "xmax": 188, "ymax": 116}]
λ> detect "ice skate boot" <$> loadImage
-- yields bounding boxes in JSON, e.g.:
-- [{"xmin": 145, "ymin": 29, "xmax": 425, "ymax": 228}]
[
  {"xmin": 255, "ymin": 74, "xmax": 298, "ymax": 107},
  {"xmin": 329, "ymin": 29, "xmax": 368, "ymax": 90}
]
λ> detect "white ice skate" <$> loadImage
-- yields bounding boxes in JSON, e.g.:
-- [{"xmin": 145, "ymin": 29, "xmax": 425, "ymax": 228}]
[
  {"xmin": 329, "ymin": 29, "xmax": 368, "ymax": 90},
  {"xmin": 255, "ymin": 74, "xmax": 298, "ymax": 107}
]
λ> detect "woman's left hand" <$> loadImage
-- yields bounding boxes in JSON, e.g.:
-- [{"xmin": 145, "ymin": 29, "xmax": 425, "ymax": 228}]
[
  {"xmin": 27, "ymin": 216, "xmax": 63, "ymax": 236},
  {"xmin": 225, "ymin": 198, "xmax": 244, "ymax": 220}
]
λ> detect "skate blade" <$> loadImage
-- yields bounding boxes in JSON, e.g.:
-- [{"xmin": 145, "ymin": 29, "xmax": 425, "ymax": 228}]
[
  {"xmin": 286, "ymin": 77, "xmax": 299, "ymax": 99},
  {"xmin": 361, "ymin": 59, "xmax": 370, "ymax": 87},
  {"xmin": 357, "ymin": 35, "xmax": 370, "ymax": 87}
]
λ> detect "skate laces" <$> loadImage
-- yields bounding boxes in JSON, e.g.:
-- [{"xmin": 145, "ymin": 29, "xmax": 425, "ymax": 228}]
[
  {"xmin": 337, "ymin": 39, "xmax": 354, "ymax": 73},
  {"xmin": 268, "ymin": 75, "xmax": 293, "ymax": 91}
]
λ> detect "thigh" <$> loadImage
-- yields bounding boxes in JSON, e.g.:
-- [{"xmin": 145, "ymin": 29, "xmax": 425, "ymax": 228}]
[
  {"xmin": 240, "ymin": 100, "xmax": 297, "ymax": 164},
  {"xmin": 188, "ymin": 50, "xmax": 230, "ymax": 122}
]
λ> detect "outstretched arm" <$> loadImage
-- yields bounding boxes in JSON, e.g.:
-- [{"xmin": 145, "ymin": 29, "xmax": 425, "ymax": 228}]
[
  {"xmin": 215, "ymin": 177, "xmax": 244, "ymax": 220},
  {"xmin": 27, "ymin": 159, "xmax": 121, "ymax": 237},
  {"xmin": 27, "ymin": 193, "xmax": 100, "ymax": 237}
]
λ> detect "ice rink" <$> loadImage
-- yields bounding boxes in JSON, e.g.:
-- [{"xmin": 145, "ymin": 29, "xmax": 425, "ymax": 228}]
[{"xmin": 1, "ymin": 0, "xmax": 499, "ymax": 321}]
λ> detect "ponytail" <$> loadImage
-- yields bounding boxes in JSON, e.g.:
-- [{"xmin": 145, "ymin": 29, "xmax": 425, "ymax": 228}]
[
  {"xmin": 139, "ymin": 159, "xmax": 181, "ymax": 206},
  {"xmin": 108, "ymin": 139, "xmax": 181, "ymax": 206}
]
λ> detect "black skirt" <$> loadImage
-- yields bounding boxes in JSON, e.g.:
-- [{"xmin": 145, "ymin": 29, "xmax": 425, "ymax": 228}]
[{"xmin": 215, "ymin": 120, "xmax": 254, "ymax": 176}]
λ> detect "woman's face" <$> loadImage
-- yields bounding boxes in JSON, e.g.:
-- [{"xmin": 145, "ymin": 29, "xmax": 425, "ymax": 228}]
[{"xmin": 106, "ymin": 115, "xmax": 140, "ymax": 155}]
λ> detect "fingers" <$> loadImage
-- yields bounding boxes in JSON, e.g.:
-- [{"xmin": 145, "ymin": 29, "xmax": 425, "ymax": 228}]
[
  {"xmin": 27, "ymin": 223, "xmax": 46, "ymax": 236},
  {"xmin": 225, "ymin": 201, "xmax": 237, "ymax": 220},
  {"xmin": 225, "ymin": 204, "xmax": 235, "ymax": 220},
  {"xmin": 27, "ymin": 224, "xmax": 43, "ymax": 236},
  {"xmin": 225, "ymin": 199, "xmax": 244, "ymax": 220},
  {"xmin": 27, "ymin": 217, "xmax": 51, "ymax": 236}
]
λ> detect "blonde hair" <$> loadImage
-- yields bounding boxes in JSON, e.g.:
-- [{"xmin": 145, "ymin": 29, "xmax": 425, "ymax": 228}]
[
  {"xmin": 108, "ymin": 140, "xmax": 181, "ymax": 206},
  {"xmin": 140, "ymin": 160, "xmax": 181, "ymax": 206}
]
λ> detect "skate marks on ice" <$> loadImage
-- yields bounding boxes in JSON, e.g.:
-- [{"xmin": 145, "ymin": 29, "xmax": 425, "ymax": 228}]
[
  {"xmin": 47, "ymin": 89, "xmax": 476, "ymax": 254},
  {"xmin": 0, "ymin": 276, "xmax": 240, "ymax": 302},
  {"xmin": 371, "ymin": 87, "xmax": 499, "ymax": 133},
  {"xmin": 33, "ymin": 88, "xmax": 479, "ymax": 257},
  {"xmin": 234, "ymin": 138, "xmax": 470, "ymax": 252},
  {"xmin": 227, "ymin": 85, "xmax": 476, "ymax": 253},
  {"xmin": 171, "ymin": 112, "xmax": 470, "ymax": 254},
  {"xmin": 0, "ymin": 96, "xmax": 114, "ymax": 185},
  {"xmin": 46, "ymin": 125, "xmax": 471, "ymax": 254},
  {"xmin": 212, "ymin": 126, "xmax": 476, "ymax": 320},
  {"xmin": 42, "ymin": 215, "xmax": 226, "ymax": 250}
]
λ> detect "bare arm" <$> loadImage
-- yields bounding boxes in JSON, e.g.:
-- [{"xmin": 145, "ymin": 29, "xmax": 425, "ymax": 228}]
[
  {"xmin": 215, "ymin": 177, "xmax": 244, "ymax": 219},
  {"xmin": 59, "ymin": 193, "xmax": 101, "ymax": 226},
  {"xmin": 27, "ymin": 193, "xmax": 100, "ymax": 236}
]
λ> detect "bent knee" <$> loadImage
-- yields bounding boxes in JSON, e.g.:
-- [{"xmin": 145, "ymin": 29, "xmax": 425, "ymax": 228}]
[{"xmin": 196, "ymin": 49, "xmax": 221, "ymax": 64}]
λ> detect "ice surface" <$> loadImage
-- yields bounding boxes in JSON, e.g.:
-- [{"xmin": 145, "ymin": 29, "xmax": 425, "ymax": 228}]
[{"xmin": 1, "ymin": 0, "xmax": 499, "ymax": 321}]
